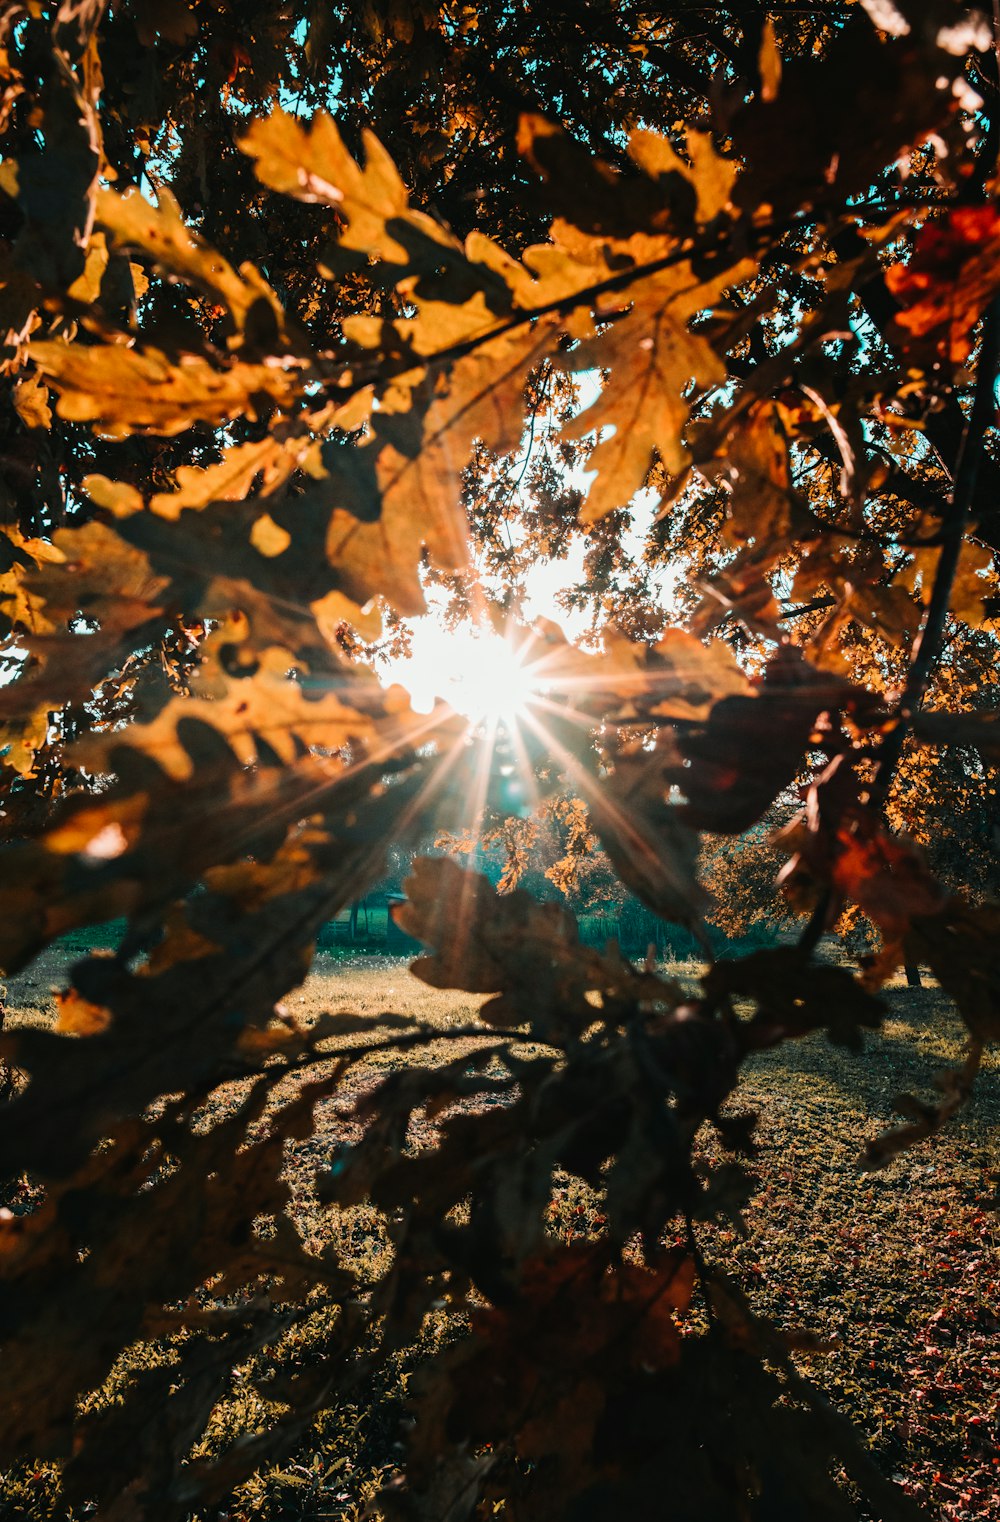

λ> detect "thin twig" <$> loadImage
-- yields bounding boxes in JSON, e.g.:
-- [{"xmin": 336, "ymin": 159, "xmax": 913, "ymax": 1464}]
[
  {"xmin": 868, "ymin": 297, "xmax": 1000, "ymax": 815},
  {"xmin": 797, "ymin": 886, "xmax": 832, "ymax": 955}
]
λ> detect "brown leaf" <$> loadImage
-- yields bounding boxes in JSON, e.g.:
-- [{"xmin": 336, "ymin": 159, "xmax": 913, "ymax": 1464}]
[
  {"xmin": 913, "ymin": 709, "xmax": 1000, "ymax": 759},
  {"xmin": 397, "ymin": 856, "xmax": 674, "ymax": 1038},
  {"xmin": 670, "ymin": 651, "xmax": 849, "ymax": 834},
  {"xmin": 829, "ymin": 822, "xmax": 944, "ymax": 939},
  {"xmin": 587, "ymin": 742, "xmax": 707, "ymax": 927},
  {"xmin": 54, "ymin": 985, "xmax": 112, "ymax": 1036},
  {"xmin": 704, "ymin": 948, "xmax": 886, "ymax": 1051},
  {"xmin": 732, "ymin": 21, "xmax": 951, "ymax": 216},
  {"xmin": 701, "ymin": 403, "xmax": 802, "ymax": 550}
]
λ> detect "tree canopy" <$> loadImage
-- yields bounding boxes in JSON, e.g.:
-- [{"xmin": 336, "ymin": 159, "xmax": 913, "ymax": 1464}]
[{"xmin": 0, "ymin": 1, "xmax": 998, "ymax": 1518}]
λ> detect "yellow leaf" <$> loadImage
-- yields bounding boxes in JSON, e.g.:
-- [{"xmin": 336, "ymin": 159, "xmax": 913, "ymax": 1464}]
[
  {"xmin": 96, "ymin": 186, "xmax": 283, "ymax": 336},
  {"xmin": 66, "ymin": 229, "xmax": 109, "ymax": 304},
  {"xmin": 129, "ymin": 260, "xmax": 149, "ymax": 302},
  {"xmin": 81, "ymin": 476, "xmax": 144, "ymax": 516},
  {"xmin": 31, "ymin": 340, "xmax": 300, "ymax": 438},
  {"xmin": 899, "ymin": 539, "xmax": 996, "ymax": 625},
  {"xmin": 311, "ymin": 588, "xmax": 382, "ymax": 643},
  {"xmin": 239, "ymin": 107, "xmax": 458, "ymax": 268},
  {"xmin": 0, "ymin": 527, "xmax": 65, "ymax": 637},
  {"xmin": 322, "ymin": 319, "xmax": 557, "ymax": 614},
  {"xmin": 512, "ymin": 127, "xmax": 754, "ymax": 521},
  {"xmin": 701, "ymin": 404, "xmax": 800, "ymax": 549},
  {"xmin": 566, "ymin": 248, "xmax": 753, "ymax": 522},
  {"xmin": 13, "ymin": 371, "xmax": 52, "ymax": 430},
  {"xmin": 626, "ymin": 129, "xmax": 740, "ymax": 222},
  {"xmin": 85, "ymin": 436, "xmax": 308, "ymax": 520},
  {"xmin": 46, "ymin": 793, "xmax": 148, "ymax": 857},
  {"xmin": 25, "ymin": 521, "xmax": 169, "ymax": 642},
  {"xmin": 250, "ymin": 513, "xmax": 292, "ymax": 557},
  {"xmin": 72, "ymin": 647, "xmax": 385, "ymax": 781},
  {"xmin": 0, "ymin": 706, "xmax": 50, "ymax": 775},
  {"xmin": 758, "ymin": 17, "xmax": 782, "ymax": 103},
  {"xmin": 951, "ymin": 541, "xmax": 995, "ymax": 626}
]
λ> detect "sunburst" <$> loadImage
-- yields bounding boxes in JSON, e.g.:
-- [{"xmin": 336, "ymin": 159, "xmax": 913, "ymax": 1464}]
[{"xmin": 381, "ymin": 620, "xmax": 543, "ymax": 729}]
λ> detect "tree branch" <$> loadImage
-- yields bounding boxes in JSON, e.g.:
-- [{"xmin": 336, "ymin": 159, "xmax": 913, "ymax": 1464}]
[{"xmin": 868, "ymin": 298, "xmax": 1000, "ymax": 814}]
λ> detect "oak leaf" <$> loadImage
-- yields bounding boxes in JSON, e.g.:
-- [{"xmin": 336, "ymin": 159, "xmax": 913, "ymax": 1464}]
[
  {"xmin": 12, "ymin": 371, "xmax": 52, "ymax": 430},
  {"xmin": 95, "ymin": 184, "xmax": 285, "ymax": 340},
  {"xmin": 320, "ymin": 321, "xmax": 556, "ymax": 614},
  {"xmin": 73, "ymin": 647, "xmax": 387, "ymax": 781},
  {"xmin": 84, "ymin": 435, "xmax": 316, "ymax": 521},
  {"xmin": 30, "ymin": 340, "xmax": 300, "ymax": 437},
  {"xmin": 908, "ymin": 899, "xmax": 1000, "ymax": 1041},
  {"xmin": 0, "ymin": 706, "xmax": 51, "ymax": 775},
  {"xmin": 239, "ymin": 107, "xmax": 457, "ymax": 270},
  {"xmin": 886, "ymin": 205, "xmax": 1000, "ymax": 365},
  {"xmin": 556, "ymin": 243, "xmax": 753, "ymax": 520}
]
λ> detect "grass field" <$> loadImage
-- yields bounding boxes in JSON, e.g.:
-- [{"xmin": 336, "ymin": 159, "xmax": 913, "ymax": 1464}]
[{"xmin": 1, "ymin": 950, "xmax": 998, "ymax": 1520}]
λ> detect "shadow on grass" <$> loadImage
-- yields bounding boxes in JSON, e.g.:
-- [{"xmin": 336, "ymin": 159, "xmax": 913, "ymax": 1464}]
[{"xmin": 737, "ymin": 987, "xmax": 999, "ymax": 1149}]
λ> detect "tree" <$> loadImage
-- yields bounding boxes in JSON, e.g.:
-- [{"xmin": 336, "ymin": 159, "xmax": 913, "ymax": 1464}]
[{"xmin": 0, "ymin": 2, "xmax": 998, "ymax": 1518}]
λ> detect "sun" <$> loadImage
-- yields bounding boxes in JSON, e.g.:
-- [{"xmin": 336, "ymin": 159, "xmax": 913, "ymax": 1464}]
[{"xmin": 381, "ymin": 620, "xmax": 540, "ymax": 727}]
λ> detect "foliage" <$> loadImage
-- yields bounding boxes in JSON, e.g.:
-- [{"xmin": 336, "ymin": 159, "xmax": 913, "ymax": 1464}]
[{"xmin": 0, "ymin": 1, "xmax": 999, "ymax": 1518}]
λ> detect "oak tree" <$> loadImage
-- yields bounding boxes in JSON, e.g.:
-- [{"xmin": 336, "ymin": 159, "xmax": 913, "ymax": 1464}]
[{"xmin": 0, "ymin": 2, "xmax": 998, "ymax": 1518}]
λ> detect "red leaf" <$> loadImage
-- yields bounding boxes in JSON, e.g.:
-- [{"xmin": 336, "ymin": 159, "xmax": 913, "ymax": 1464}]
[{"xmin": 886, "ymin": 206, "xmax": 1000, "ymax": 364}]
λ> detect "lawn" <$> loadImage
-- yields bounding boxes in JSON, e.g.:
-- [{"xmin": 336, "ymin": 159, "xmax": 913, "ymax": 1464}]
[{"xmin": 1, "ymin": 951, "xmax": 997, "ymax": 1520}]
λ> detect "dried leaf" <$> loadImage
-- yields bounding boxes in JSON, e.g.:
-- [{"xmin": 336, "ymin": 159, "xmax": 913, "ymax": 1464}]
[
  {"xmin": 96, "ymin": 184, "xmax": 285, "ymax": 338},
  {"xmin": 73, "ymin": 647, "xmax": 385, "ymax": 781},
  {"xmin": 12, "ymin": 371, "xmax": 52, "ymax": 430},
  {"xmin": 907, "ymin": 898, "xmax": 1000, "ymax": 1041},
  {"xmin": 85, "ymin": 435, "xmax": 310, "ymax": 520},
  {"xmin": 31, "ymin": 339, "xmax": 300, "ymax": 437},
  {"xmin": 321, "ymin": 321, "xmax": 555, "ymax": 613},
  {"xmin": 670, "ymin": 652, "xmax": 850, "ymax": 834},
  {"xmin": 0, "ymin": 705, "xmax": 51, "ymax": 775},
  {"xmin": 239, "ymin": 106, "xmax": 458, "ymax": 268},
  {"xmin": 559, "ymin": 218, "xmax": 754, "ymax": 520}
]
